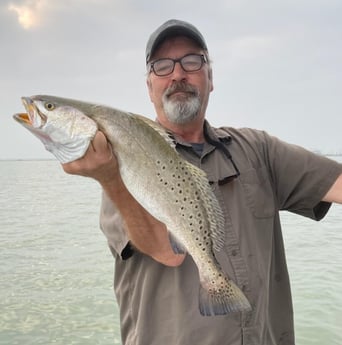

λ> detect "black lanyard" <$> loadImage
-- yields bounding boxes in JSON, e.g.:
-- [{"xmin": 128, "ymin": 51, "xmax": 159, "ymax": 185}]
[{"xmin": 203, "ymin": 125, "xmax": 240, "ymax": 185}]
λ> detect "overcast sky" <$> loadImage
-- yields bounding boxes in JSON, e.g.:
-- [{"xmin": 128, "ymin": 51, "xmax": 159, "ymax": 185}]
[{"xmin": 1, "ymin": 0, "xmax": 341, "ymax": 159}]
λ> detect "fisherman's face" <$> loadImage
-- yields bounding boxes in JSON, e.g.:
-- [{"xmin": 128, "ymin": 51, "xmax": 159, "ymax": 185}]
[{"xmin": 147, "ymin": 36, "xmax": 213, "ymax": 125}]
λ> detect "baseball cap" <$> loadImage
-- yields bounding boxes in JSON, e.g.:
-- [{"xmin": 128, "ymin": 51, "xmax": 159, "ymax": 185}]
[{"xmin": 145, "ymin": 19, "xmax": 208, "ymax": 63}]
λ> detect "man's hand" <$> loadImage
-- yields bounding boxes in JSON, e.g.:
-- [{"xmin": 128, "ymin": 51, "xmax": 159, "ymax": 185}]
[
  {"xmin": 323, "ymin": 173, "xmax": 342, "ymax": 204},
  {"xmin": 62, "ymin": 131, "xmax": 119, "ymax": 186},
  {"xmin": 62, "ymin": 131, "xmax": 185, "ymax": 267}
]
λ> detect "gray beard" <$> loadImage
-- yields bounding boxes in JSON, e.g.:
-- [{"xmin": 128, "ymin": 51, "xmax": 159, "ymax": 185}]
[
  {"xmin": 162, "ymin": 82, "xmax": 201, "ymax": 124},
  {"xmin": 163, "ymin": 96, "xmax": 201, "ymax": 124}
]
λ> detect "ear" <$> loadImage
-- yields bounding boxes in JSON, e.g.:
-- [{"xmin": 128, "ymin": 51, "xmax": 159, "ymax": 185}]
[
  {"xmin": 146, "ymin": 78, "xmax": 154, "ymax": 102},
  {"xmin": 208, "ymin": 67, "xmax": 214, "ymax": 92}
]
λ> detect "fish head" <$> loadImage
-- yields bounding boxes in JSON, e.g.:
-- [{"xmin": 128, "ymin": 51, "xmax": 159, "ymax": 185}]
[{"xmin": 13, "ymin": 95, "xmax": 98, "ymax": 163}]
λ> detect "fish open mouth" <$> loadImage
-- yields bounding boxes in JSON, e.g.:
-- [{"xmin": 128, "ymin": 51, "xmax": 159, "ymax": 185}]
[
  {"xmin": 13, "ymin": 112, "xmax": 32, "ymax": 125},
  {"xmin": 13, "ymin": 96, "xmax": 53, "ymax": 145},
  {"xmin": 13, "ymin": 97, "xmax": 46, "ymax": 128}
]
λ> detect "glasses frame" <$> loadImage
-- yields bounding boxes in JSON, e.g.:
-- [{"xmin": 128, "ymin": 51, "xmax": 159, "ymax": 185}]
[{"xmin": 149, "ymin": 54, "xmax": 207, "ymax": 77}]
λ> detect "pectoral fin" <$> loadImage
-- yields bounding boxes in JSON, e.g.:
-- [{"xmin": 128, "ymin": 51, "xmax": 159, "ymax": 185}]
[{"xmin": 168, "ymin": 232, "xmax": 187, "ymax": 254}]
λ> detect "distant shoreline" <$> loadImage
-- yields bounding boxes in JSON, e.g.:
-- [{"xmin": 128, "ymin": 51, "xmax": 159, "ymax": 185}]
[
  {"xmin": 0, "ymin": 158, "xmax": 56, "ymax": 161},
  {"xmin": 1, "ymin": 154, "xmax": 342, "ymax": 161}
]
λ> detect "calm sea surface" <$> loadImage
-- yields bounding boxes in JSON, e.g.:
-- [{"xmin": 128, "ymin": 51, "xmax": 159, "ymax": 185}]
[{"xmin": 0, "ymin": 160, "xmax": 341, "ymax": 345}]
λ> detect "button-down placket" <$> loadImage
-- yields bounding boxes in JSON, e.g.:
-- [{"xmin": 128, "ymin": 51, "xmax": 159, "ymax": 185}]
[{"xmin": 200, "ymin": 124, "xmax": 252, "ymax": 330}]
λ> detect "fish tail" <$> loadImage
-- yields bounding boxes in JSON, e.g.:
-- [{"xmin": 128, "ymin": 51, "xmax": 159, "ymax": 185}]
[{"xmin": 198, "ymin": 279, "xmax": 252, "ymax": 316}]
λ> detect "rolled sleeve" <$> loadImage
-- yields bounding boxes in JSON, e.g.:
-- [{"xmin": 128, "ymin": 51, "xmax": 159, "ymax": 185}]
[{"xmin": 263, "ymin": 133, "xmax": 342, "ymax": 219}]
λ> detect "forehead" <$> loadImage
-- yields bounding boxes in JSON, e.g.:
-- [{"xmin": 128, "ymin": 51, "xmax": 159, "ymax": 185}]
[{"xmin": 151, "ymin": 36, "xmax": 203, "ymax": 60}]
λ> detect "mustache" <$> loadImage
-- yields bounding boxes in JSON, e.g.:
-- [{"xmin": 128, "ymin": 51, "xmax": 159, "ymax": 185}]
[{"xmin": 164, "ymin": 82, "xmax": 199, "ymax": 98}]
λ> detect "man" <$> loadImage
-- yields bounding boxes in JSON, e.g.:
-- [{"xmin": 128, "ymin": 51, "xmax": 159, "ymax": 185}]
[{"xmin": 63, "ymin": 19, "xmax": 342, "ymax": 345}]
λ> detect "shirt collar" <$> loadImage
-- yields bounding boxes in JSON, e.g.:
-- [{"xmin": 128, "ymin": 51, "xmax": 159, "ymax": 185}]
[
  {"xmin": 162, "ymin": 120, "xmax": 232, "ymax": 147},
  {"xmin": 203, "ymin": 120, "xmax": 232, "ymax": 144}
]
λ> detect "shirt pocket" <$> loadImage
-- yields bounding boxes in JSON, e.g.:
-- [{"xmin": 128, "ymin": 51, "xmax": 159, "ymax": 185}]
[{"xmin": 239, "ymin": 166, "xmax": 275, "ymax": 218}]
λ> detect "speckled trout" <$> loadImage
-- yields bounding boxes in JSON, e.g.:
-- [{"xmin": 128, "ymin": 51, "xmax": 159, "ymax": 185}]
[{"xmin": 13, "ymin": 95, "xmax": 251, "ymax": 316}]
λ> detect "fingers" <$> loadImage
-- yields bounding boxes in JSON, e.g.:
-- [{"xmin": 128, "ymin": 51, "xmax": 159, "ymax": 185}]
[
  {"xmin": 91, "ymin": 131, "xmax": 109, "ymax": 153},
  {"xmin": 91, "ymin": 131, "xmax": 114, "ymax": 159}
]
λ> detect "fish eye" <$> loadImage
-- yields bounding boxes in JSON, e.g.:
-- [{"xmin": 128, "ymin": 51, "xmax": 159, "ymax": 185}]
[{"xmin": 44, "ymin": 102, "xmax": 55, "ymax": 111}]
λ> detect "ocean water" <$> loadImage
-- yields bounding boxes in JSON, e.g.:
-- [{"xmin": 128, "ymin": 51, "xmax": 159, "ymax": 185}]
[{"xmin": 0, "ymin": 160, "xmax": 341, "ymax": 345}]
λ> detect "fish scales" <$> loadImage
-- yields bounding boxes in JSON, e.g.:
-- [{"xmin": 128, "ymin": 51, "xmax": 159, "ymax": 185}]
[{"xmin": 13, "ymin": 95, "xmax": 251, "ymax": 316}]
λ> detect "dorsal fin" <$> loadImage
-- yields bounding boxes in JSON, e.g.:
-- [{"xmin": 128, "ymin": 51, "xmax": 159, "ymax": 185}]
[
  {"xmin": 131, "ymin": 113, "xmax": 176, "ymax": 149},
  {"xmin": 132, "ymin": 112, "xmax": 225, "ymax": 251},
  {"xmin": 184, "ymin": 161, "xmax": 226, "ymax": 252}
]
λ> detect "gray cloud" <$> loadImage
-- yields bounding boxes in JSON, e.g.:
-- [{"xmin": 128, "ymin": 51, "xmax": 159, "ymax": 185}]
[{"xmin": 1, "ymin": 0, "xmax": 341, "ymax": 159}]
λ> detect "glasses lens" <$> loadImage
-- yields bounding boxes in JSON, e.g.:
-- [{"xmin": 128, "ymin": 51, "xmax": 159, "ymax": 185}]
[
  {"xmin": 151, "ymin": 54, "xmax": 205, "ymax": 76},
  {"xmin": 152, "ymin": 59, "xmax": 174, "ymax": 76},
  {"xmin": 181, "ymin": 54, "xmax": 203, "ymax": 72}
]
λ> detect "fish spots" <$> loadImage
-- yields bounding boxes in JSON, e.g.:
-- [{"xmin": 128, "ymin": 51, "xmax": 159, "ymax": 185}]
[
  {"xmin": 155, "ymin": 156, "xmax": 221, "ymax": 269},
  {"xmin": 155, "ymin": 158, "xmax": 199, "ymax": 208},
  {"xmin": 206, "ymin": 275, "xmax": 235, "ymax": 298},
  {"xmin": 156, "ymin": 159, "xmax": 167, "ymax": 171}
]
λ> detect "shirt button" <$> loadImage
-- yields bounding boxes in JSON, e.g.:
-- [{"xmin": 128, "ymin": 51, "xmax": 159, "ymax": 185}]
[
  {"xmin": 231, "ymin": 249, "xmax": 237, "ymax": 256},
  {"xmin": 275, "ymin": 274, "xmax": 282, "ymax": 282}
]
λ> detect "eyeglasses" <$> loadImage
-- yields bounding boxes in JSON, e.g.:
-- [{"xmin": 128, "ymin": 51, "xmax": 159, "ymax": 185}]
[{"xmin": 149, "ymin": 54, "xmax": 207, "ymax": 77}]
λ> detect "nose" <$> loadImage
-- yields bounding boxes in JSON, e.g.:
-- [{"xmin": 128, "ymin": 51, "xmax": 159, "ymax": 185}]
[{"xmin": 171, "ymin": 61, "xmax": 187, "ymax": 81}]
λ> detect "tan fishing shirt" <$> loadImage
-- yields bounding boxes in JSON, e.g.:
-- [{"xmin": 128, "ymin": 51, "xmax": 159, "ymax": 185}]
[{"xmin": 100, "ymin": 122, "xmax": 342, "ymax": 345}]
